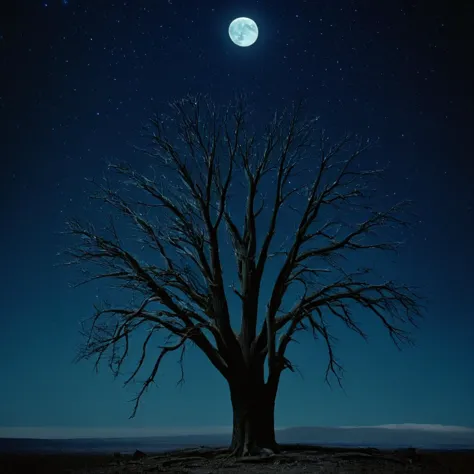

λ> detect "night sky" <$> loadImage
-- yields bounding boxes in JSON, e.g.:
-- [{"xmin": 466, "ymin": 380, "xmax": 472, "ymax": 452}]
[{"xmin": 1, "ymin": 0, "xmax": 473, "ymax": 439}]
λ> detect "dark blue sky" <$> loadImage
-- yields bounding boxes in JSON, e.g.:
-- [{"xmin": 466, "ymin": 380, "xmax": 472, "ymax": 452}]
[{"xmin": 0, "ymin": 0, "xmax": 473, "ymax": 438}]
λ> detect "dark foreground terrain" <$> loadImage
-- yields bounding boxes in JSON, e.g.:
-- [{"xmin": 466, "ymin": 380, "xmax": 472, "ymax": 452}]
[{"xmin": 1, "ymin": 445, "xmax": 473, "ymax": 473}]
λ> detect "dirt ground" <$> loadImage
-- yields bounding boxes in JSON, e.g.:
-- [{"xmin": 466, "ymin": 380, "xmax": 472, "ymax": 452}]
[{"xmin": 1, "ymin": 445, "xmax": 473, "ymax": 473}]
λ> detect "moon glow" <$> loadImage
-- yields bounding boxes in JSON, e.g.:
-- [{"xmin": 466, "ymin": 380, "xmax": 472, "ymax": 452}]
[{"xmin": 228, "ymin": 17, "xmax": 259, "ymax": 47}]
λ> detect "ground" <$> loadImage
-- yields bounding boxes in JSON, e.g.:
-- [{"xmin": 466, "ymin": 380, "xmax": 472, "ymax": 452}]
[{"xmin": 1, "ymin": 445, "xmax": 473, "ymax": 473}]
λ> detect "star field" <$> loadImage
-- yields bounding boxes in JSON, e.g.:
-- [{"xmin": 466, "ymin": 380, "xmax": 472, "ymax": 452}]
[{"xmin": 0, "ymin": 0, "xmax": 472, "ymax": 435}]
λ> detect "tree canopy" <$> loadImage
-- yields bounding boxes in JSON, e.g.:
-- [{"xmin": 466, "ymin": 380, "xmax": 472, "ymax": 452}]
[{"xmin": 63, "ymin": 95, "xmax": 423, "ymax": 456}]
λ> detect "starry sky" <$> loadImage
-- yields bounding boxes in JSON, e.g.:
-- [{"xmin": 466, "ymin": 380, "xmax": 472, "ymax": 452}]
[{"xmin": 0, "ymin": 0, "xmax": 473, "ymax": 439}]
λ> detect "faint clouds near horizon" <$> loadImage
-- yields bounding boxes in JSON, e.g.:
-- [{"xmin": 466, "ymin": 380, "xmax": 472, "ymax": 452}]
[
  {"xmin": 0, "ymin": 425, "xmax": 233, "ymax": 439},
  {"xmin": 340, "ymin": 424, "xmax": 474, "ymax": 433}
]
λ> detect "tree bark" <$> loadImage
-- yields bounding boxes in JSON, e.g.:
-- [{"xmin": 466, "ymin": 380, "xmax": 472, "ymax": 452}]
[{"xmin": 228, "ymin": 376, "xmax": 279, "ymax": 456}]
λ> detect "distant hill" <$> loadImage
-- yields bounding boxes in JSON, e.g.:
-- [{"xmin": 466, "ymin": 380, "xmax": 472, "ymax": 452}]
[
  {"xmin": 276, "ymin": 426, "xmax": 474, "ymax": 449},
  {"xmin": 1, "ymin": 424, "xmax": 473, "ymax": 454}
]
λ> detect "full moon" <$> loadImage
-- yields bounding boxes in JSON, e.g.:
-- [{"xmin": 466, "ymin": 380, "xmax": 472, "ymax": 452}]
[{"xmin": 228, "ymin": 17, "xmax": 259, "ymax": 47}]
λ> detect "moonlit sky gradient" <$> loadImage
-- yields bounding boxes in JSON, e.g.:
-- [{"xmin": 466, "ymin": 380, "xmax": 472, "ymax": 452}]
[{"xmin": 0, "ymin": 0, "xmax": 473, "ymax": 438}]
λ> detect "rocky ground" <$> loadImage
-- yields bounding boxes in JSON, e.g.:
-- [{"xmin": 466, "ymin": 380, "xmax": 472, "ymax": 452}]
[{"xmin": 1, "ymin": 445, "xmax": 473, "ymax": 473}]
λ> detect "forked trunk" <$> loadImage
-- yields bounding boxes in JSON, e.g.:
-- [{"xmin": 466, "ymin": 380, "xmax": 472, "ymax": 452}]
[{"xmin": 228, "ymin": 378, "xmax": 279, "ymax": 456}]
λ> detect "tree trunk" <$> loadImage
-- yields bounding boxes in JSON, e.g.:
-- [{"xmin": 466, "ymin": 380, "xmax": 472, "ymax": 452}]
[{"xmin": 228, "ymin": 378, "xmax": 279, "ymax": 456}]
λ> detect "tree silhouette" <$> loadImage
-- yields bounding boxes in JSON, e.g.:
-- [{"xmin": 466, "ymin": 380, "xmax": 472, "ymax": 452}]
[{"xmin": 63, "ymin": 95, "xmax": 423, "ymax": 457}]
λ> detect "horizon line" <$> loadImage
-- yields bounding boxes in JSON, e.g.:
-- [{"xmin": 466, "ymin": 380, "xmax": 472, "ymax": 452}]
[{"xmin": 1, "ymin": 423, "xmax": 474, "ymax": 439}]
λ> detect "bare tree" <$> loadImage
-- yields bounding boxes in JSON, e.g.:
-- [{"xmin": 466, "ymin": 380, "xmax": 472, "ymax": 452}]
[{"xmin": 62, "ymin": 95, "xmax": 423, "ymax": 457}]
